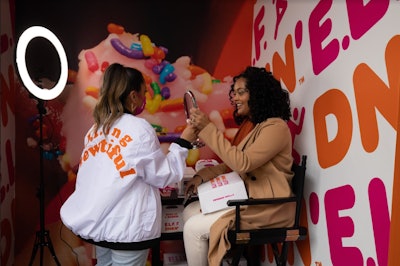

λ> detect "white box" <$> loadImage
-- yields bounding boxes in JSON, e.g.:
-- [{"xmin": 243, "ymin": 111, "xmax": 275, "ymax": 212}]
[
  {"xmin": 162, "ymin": 205, "xmax": 184, "ymax": 233},
  {"xmin": 197, "ymin": 172, "xmax": 248, "ymax": 214}
]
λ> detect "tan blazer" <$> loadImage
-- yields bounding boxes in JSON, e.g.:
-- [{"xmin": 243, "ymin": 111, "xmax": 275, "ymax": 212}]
[{"xmin": 196, "ymin": 118, "xmax": 295, "ymax": 265}]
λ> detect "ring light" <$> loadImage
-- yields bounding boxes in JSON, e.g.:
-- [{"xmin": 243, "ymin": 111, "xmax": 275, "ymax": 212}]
[{"xmin": 16, "ymin": 26, "xmax": 68, "ymax": 100}]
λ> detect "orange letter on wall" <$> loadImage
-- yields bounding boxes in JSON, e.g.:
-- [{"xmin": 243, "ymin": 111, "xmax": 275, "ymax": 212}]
[
  {"xmin": 353, "ymin": 35, "xmax": 400, "ymax": 152},
  {"xmin": 272, "ymin": 34, "xmax": 297, "ymax": 93},
  {"xmin": 314, "ymin": 89, "xmax": 352, "ymax": 168}
]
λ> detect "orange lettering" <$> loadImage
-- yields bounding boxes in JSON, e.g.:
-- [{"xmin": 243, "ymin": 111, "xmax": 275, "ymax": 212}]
[
  {"xmin": 88, "ymin": 144, "xmax": 100, "ymax": 156},
  {"xmin": 119, "ymin": 134, "xmax": 133, "ymax": 147},
  {"xmin": 114, "ymin": 154, "xmax": 126, "ymax": 170},
  {"xmin": 353, "ymin": 35, "xmax": 400, "ymax": 152},
  {"xmin": 111, "ymin": 127, "xmax": 121, "ymax": 138},
  {"xmin": 120, "ymin": 168, "xmax": 136, "ymax": 178},
  {"xmin": 314, "ymin": 89, "xmax": 352, "ymax": 168},
  {"xmin": 271, "ymin": 34, "xmax": 297, "ymax": 93}
]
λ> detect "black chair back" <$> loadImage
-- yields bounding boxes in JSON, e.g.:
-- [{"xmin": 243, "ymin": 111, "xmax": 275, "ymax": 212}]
[{"xmin": 291, "ymin": 155, "xmax": 307, "ymax": 227}]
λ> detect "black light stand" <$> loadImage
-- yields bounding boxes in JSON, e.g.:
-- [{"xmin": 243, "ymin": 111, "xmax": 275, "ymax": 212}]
[{"xmin": 28, "ymin": 90, "xmax": 61, "ymax": 266}]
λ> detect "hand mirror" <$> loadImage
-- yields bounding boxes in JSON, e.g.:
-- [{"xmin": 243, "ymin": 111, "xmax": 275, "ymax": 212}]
[{"xmin": 183, "ymin": 90, "xmax": 204, "ymax": 149}]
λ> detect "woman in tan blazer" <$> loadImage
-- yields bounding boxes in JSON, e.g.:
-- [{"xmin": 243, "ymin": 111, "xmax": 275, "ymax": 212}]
[{"xmin": 183, "ymin": 66, "xmax": 295, "ymax": 266}]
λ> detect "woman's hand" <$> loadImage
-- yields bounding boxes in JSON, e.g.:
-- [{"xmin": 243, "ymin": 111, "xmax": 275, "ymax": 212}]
[
  {"xmin": 184, "ymin": 175, "xmax": 203, "ymax": 197},
  {"xmin": 189, "ymin": 108, "xmax": 210, "ymax": 131},
  {"xmin": 180, "ymin": 123, "xmax": 198, "ymax": 143}
]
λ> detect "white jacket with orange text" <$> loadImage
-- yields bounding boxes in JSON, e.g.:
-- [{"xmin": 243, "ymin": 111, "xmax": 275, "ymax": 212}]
[{"xmin": 60, "ymin": 114, "xmax": 188, "ymax": 243}]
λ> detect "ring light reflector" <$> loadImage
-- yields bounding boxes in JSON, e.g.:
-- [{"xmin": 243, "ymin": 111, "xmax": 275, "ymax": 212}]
[{"xmin": 16, "ymin": 26, "xmax": 68, "ymax": 100}]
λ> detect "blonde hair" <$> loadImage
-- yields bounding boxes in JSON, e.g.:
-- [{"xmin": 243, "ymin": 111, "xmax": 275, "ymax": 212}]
[{"xmin": 93, "ymin": 63, "xmax": 145, "ymax": 134}]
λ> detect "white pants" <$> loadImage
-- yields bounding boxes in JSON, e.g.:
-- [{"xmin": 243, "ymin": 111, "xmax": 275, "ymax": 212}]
[
  {"xmin": 95, "ymin": 246, "xmax": 149, "ymax": 266},
  {"xmin": 182, "ymin": 201, "xmax": 232, "ymax": 266}
]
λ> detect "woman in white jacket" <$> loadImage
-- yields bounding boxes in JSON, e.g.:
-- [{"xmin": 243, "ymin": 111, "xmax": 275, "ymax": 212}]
[{"xmin": 60, "ymin": 63, "xmax": 197, "ymax": 266}]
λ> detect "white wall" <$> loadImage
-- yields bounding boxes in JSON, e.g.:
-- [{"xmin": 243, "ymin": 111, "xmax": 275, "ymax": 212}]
[{"xmin": 253, "ymin": 0, "xmax": 400, "ymax": 265}]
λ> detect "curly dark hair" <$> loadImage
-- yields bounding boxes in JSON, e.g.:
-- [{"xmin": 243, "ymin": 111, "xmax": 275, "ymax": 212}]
[{"xmin": 229, "ymin": 66, "xmax": 291, "ymax": 125}]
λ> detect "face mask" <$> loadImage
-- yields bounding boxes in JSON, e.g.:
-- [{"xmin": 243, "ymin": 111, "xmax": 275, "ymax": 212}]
[{"xmin": 133, "ymin": 97, "xmax": 146, "ymax": 115}]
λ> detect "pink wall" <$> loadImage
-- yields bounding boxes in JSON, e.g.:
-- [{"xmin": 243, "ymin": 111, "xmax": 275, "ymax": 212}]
[{"xmin": 1, "ymin": 0, "xmax": 16, "ymax": 265}]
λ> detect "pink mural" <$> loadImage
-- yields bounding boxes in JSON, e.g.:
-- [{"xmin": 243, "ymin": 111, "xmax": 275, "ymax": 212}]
[{"xmin": 253, "ymin": 0, "xmax": 398, "ymax": 265}]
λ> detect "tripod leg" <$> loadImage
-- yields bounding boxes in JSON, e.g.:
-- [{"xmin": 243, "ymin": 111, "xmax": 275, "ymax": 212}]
[
  {"xmin": 28, "ymin": 230, "xmax": 61, "ymax": 266},
  {"xmin": 45, "ymin": 230, "xmax": 61, "ymax": 266},
  {"xmin": 29, "ymin": 232, "xmax": 40, "ymax": 266}
]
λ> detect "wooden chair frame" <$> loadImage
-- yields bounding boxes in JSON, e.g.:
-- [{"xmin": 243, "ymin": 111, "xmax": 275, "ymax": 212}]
[{"xmin": 225, "ymin": 155, "xmax": 307, "ymax": 266}]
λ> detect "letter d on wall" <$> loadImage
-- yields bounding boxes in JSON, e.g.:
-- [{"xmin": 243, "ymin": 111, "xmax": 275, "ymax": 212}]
[
  {"xmin": 16, "ymin": 26, "xmax": 68, "ymax": 100},
  {"xmin": 313, "ymin": 89, "xmax": 353, "ymax": 168}
]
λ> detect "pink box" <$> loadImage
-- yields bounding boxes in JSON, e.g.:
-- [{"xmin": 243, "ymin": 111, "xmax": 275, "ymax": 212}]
[{"xmin": 197, "ymin": 172, "xmax": 248, "ymax": 214}]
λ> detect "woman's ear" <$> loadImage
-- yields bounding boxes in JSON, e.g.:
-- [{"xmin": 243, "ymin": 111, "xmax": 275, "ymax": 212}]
[
  {"xmin": 128, "ymin": 90, "xmax": 138, "ymax": 103},
  {"xmin": 123, "ymin": 91, "xmax": 134, "ymax": 113},
  {"xmin": 129, "ymin": 90, "xmax": 136, "ymax": 99}
]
